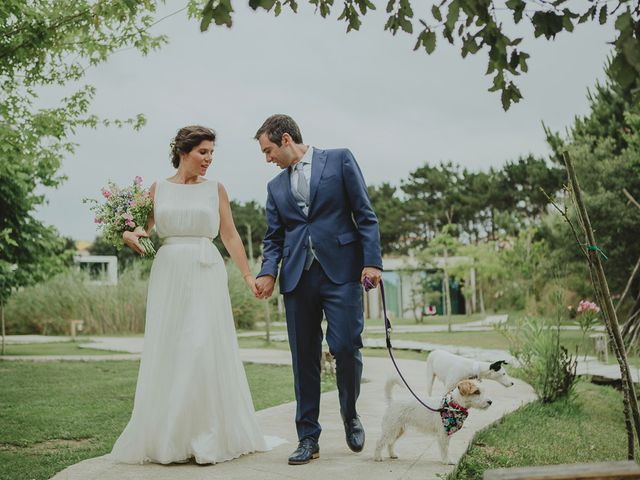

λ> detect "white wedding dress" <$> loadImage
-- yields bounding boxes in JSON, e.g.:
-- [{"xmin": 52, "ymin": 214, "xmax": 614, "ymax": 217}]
[{"xmin": 110, "ymin": 179, "xmax": 273, "ymax": 465}]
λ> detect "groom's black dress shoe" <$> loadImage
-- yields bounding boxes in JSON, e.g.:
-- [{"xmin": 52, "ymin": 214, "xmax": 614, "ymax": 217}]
[
  {"xmin": 344, "ymin": 417, "xmax": 365, "ymax": 452},
  {"xmin": 288, "ymin": 438, "xmax": 320, "ymax": 465}
]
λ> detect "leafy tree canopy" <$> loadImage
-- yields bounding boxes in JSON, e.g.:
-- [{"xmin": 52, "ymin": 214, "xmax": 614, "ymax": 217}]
[
  {"xmin": 191, "ymin": 0, "xmax": 640, "ymax": 110},
  {"xmin": 0, "ymin": 1, "xmax": 166, "ymax": 301}
]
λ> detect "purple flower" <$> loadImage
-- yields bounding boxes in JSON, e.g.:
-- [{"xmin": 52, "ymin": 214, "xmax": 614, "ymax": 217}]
[{"xmin": 134, "ymin": 176, "xmax": 143, "ymax": 186}]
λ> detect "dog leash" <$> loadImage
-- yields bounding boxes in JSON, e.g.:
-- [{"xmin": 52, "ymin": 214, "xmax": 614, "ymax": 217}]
[{"xmin": 363, "ymin": 277, "xmax": 444, "ymax": 413}]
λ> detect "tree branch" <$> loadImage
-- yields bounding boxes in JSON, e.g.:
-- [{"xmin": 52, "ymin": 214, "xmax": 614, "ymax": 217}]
[{"xmin": 623, "ymin": 188, "xmax": 640, "ymax": 212}]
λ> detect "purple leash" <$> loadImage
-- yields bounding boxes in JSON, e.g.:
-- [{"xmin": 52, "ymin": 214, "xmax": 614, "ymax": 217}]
[{"xmin": 363, "ymin": 277, "xmax": 443, "ymax": 413}]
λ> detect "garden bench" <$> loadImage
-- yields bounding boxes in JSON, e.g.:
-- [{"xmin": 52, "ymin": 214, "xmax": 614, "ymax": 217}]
[{"xmin": 483, "ymin": 460, "xmax": 640, "ymax": 480}]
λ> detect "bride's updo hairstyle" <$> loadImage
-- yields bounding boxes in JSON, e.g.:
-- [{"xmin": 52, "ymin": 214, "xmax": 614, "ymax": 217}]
[{"xmin": 170, "ymin": 125, "xmax": 216, "ymax": 168}]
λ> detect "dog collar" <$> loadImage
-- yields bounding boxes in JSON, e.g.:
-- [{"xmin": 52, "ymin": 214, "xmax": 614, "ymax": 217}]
[{"xmin": 440, "ymin": 393, "xmax": 469, "ymax": 436}]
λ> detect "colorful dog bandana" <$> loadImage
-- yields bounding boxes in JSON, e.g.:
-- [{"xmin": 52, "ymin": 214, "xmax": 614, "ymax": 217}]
[{"xmin": 440, "ymin": 393, "xmax": 469, "ymax": 436}]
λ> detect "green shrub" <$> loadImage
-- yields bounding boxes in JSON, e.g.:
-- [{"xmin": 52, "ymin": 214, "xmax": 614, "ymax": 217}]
[
  {"xmin": 5, "ymin": 261, "xmax": 267, "ymax": 334},
  {"xmin": 225, "ymin": 261, "xmax": 265, "ymax": 330},
  {"xmin": 5, "ymin": 264, "xmax": 148, "ymax": 335},
  {"xmin": 497, "ymin": 296, "xmax": 578, "ymax": 403}
]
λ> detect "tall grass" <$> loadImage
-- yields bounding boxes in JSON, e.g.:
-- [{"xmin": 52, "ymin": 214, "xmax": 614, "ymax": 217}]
[
  {"xmin": 5, "ymin": 261, "xmax": 264, "ymax": 335},
  {"xmin": 5, "ymin": 264, "xmax": 148, "ymax": 335},
  {"xmin": 226, "ymin": 260, "xmax": 269, "ymax": 330}
]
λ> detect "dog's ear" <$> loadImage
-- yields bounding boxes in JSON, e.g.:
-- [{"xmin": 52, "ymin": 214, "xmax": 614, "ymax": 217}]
[
  {"xmin": 489, "ymin": 361, "xmax": 506, "ymax": 371},
  {"xmin": 457, "ymin": 380, "xmax": 479, "ymax": 396}
]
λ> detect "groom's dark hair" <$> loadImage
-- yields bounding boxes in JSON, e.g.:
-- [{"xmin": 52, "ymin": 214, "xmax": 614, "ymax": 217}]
[{"xmin": 254, "ymin": 114, "xmax": 303, "ymax": 146}]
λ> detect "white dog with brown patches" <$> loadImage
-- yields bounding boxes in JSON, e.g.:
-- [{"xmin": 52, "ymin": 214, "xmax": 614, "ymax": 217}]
[
  {"xmin": 425, "ymin": 349, "xmax": 514, "ymax": 395},
  {"xmin": 374, "ymin": 378, "xmax": 491, "ymax": 465}
]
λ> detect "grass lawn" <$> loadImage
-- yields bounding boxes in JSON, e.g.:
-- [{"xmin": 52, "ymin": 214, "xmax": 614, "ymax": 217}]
[
  {"xmin": 2, "ymin": 342, "xmax": 118, "ymax": 356},
  {"xmin": 0, "ymin": 361, "xmax": 335, "ymax": 480},
  {"xmin": 366, "ymin": 329, "xmax": 596, "ymax": 353},
  {"xmin": 450, "ymin": 380, "xmax": 635, "ymax": 479},
  {"xmin": 360, "ymin": 347, "xmax": 426, "ymax": 361},
  {"xmin": 238, "ymin": 336, "xmax": 291, "ymax": 350},
  {"xmin": 365, "ymin": 312, "xmax": 489, "ymax": 328},
  {"xmin": 1, "ymin": 338, "xmax": 427, "ymax": 363},
  {"xmin": 367, "ymin": 330, "xmax": 514, "ymax": 350}
]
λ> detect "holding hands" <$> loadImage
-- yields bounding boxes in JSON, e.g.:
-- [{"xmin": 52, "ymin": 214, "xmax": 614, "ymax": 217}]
[
  {"xmin": 242, "ymin": 273, "xmax": 275, "ymax": 299},
  {"xmin": 242, "ymin": 273, "xmax": 260, "ymax": 297},
  {"xmin": 255, "ymin": 275, "xmax": 275, "ymax": 299},
  {"xmin": 251, "ymin": 268, "xmax": 380, "ymax": 300}
]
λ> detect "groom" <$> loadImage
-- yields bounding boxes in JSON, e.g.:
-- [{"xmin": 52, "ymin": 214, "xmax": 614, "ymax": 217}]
[{"xmin": 254, "ymin": 114, "xmax": 383, "ymax": 465}]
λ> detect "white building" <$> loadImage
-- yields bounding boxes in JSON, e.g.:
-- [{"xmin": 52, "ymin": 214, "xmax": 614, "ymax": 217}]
[
  {"xmin": 364, "ymin": 255, "xmax": 475, "ymax": 320},
  {"xmin": 73, "ymin": 255, "xmax": 118, "ymax": 286}
]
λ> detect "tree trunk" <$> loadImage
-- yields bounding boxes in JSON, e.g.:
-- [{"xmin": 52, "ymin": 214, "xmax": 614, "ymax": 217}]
[
  {"xmin": 444, "ymin": 248, "xmax": 452, "ymax": 333},
  {"xmin": 1, "ymin": 302, "xmax": 5, "ymax": 356},
  {"xmin": 479, "ymin": 276, "xmax": 486, "ymax": 314},
  {"xmin": 264, "ymin": 300, "xmax": 271, "ymax": 343},
  {"xmin": 470, "ymin": 267, "xmax": 477, "ymax": 314},
  {"xmin": 564, "ymin": 152, "xmax": 640, "ymax": 455},
  {"xmin": 619, "ymin": 190, "xmax": 640, "ymax": 352},
  {"xmin": 617, "ymin": 255, "xmax": 640, "ymax": 313},
  {"xmin": 245, "ymin": 223, "xmax": 253, "ymax": 263},
  {"xmin": 625, "ymin": 396, "xmax": 635, "ymax": 460},
  {"xmin": 490, "ymin": 208, "xmax": 496, "ymax": 241},
  {"xmin": 622, "ymin": 292, "xmax": 640, "ymax": 341}
]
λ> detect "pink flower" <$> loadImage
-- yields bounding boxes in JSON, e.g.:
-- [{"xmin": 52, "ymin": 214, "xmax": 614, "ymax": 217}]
[
  {"xmin": 94, "ymin": 217, "xmax": 103, "ymax": 224},
  {"xmin": 126, "ymin": 220, "xmax": 135, "ymax": 228},
  {"xmin": 134, "ymin": 176, "xmax": 143, "ymax": 186},
  {"xmin": 101, "ymin": 189, "xmax": 112, "ymax": 199},
  {"xmin": 577, "ymin": 301, "xmax": 586, "ymax": 313},
  {"xmin": 577, "ymin": 300, "xmax": 600, "ymax": 314}
]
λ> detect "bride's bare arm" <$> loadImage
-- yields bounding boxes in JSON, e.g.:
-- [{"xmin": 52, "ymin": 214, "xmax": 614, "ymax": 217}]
[
  {"xmin": 123, "ymin": 182, "xmax": 156, "ymax": 254},
  {"xmin": 218, "ymin": 182, "xmax": 257, "ymax": 294}
]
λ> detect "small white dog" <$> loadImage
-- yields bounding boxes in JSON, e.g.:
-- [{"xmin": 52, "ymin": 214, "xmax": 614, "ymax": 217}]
[
  {"xmin": 374, "ymin": 378, "xmax": 491, "ymax": 464},
  {"xmin": 425, "ymin": 349, "xmax": 514, "ymax": 395}
]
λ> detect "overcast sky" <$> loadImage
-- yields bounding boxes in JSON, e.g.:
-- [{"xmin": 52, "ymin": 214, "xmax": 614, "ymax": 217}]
[{"xmin": 34, "ymin": 1, "xmax": 615, "ymax": 241}]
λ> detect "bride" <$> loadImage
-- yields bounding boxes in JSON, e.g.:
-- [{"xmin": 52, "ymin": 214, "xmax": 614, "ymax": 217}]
[{"xmin": 111, "ymin": 125, "xmax": 271, "ymax": 464}]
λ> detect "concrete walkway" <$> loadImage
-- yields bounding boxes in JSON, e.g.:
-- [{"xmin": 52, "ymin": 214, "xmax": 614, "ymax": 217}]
[
  {"xmin": 3, "ymin": 325, "xmax": 634, "ymax": 382},
  {"xmin": 50, "ymin": 351, "xmax": 536, "ymax": 480},
  {"xmin": 4, "ymin": 325, "xmax": 634, "ymax": 383},
  {"xmin": 2, "ymin": 334, "xmax": 77, "ymax": 344},
  {"xmin": 1, "ymin": 353, "xmax": 140, "ymax": 362},
  {"xmin": 365, "ymin": 313, "xmax": 509, "ymax": 334}
]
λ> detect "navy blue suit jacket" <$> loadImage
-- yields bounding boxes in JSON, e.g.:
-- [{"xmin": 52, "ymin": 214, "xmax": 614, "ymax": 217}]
[{"xmin": 258, "ymin": 148, "xmax": 383, "ymax": 294}]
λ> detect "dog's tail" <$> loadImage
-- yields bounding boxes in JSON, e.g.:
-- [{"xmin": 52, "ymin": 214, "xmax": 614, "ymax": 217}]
[{"xmin": 384, "ymin": 376, "xmax": 401, "ymax": 404}]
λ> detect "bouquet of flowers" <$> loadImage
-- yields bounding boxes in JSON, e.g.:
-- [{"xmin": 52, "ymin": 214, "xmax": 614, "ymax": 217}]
[{"xmin": 84, "ymin": 176, "xmax": 156, "ymax": 256}]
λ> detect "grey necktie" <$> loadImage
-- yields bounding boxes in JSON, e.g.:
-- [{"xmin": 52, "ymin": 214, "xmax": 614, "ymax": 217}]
[
  {"xmin": 294, "ymin": 162, "xmax": 309, "ymax": 205},
  {"xmin": 293, "ymin": 162, "xmax": 315, "ymax": 269}
]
